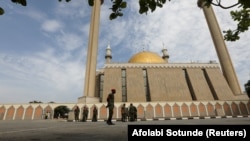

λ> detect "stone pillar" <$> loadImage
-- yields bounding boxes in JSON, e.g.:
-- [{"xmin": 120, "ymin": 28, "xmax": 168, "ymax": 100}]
[
  {"xmin": 13, "ymin": 107, "xmax": 17, "ymax": 120},
  {"xmin": 197, "ymin": 0, "xmax": 242, "ymax": 95},
  {"xmin": 79, "ymin": 0, "xmax": 102, "ymax": 103},
  {"xmin": 84, "ymin": 0, "xmax": 101, "ymax": 97}
]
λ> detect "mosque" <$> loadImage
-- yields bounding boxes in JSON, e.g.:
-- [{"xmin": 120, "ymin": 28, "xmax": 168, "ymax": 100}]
[
  {"xmin": 0, "ymin": 0, "xmax": 249, "ymax": 121},
  {"xmin": 90, "ymin": 46, "xmax": 246, "ymax": 103}
]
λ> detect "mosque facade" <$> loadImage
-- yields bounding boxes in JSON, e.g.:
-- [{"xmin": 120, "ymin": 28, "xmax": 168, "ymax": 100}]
[
  {"xmin": 0, "ymin": 49, "xmax": 249, "ymax": 121},
  {"xmin": 95, "ymin": 48, "xmax": 248, "ymax": 103},
  {"xmin": 1, "ymin": 48, "xmax": 250, "ymax": 121}
]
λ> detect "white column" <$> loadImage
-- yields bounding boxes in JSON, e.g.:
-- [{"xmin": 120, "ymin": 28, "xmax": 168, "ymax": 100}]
[
  {"xmin": 13, "ymin": 107, "xmax": 17, "ymax": 120},
  {"xmin": 22, "ymin": 108, "xmax": 27, "ymax": 120}
]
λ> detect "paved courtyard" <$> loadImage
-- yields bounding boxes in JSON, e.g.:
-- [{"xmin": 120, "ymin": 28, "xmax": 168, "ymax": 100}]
[{"xmin": 0, "ymin": 117, "xmax": 250, "ymax": 141}]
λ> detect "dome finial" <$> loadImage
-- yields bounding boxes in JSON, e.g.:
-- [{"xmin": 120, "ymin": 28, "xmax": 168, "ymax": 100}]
[
  {"xmin": 142, "ymin": 43, "xmax": 145, "ymax": 52},
  {"xmin": 107, "ymin": 42, "xmax": 111, "ymax": 49},
  {"xmin": 161, "ymin": 42, "xmax": 169, "ymax": 63},
  {"xmin": 162, "ymin": 42, "xmax": 166, "ymax": 49}
]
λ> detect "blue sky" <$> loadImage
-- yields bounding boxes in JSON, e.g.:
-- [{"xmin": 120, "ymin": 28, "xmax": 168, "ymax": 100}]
[{"xmin": 0, "ymin": 0, "xmax": 249, "ymax": 104}]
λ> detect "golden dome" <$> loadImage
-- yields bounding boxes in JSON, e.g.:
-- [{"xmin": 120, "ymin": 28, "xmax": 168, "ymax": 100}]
[{"xmin": 128, "ymin": 51, "xmax": 166, "ymax": 63}]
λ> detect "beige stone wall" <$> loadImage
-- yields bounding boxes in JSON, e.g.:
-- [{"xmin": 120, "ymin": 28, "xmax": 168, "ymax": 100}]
[
  {"xmin": 146, "ymin": 68, "xmax": 168, "ymax": 101},
  {"xmin": 186, "ymin": 68, "xmax": 214, "ymax": 100},
  {"xmin": 102, "ymin": 68, "xmax": 122, "ymax": 102},
  {"xmin": 126, "ymin": 68, "xmax": 146, "ymax": 102},
  {"xmin": 147, "ymin": 68, "xmax": 192, "ymax": 101},
  {"xmin": 205, "ymin": 68, "xmax": 235, "ymax": 100},
  {"xmin": 99, "ymin": 63, "xmax": 248, "ymax": 103}
]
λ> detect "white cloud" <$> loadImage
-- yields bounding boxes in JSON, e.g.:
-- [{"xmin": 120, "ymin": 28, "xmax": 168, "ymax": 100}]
[
  {"xmin": 17, "ymin": 7, "xmax": 46, "ymax": 22},
  {"xmin": 55, "ymin": 0, "xmax": 90, "ymax": 19},
  {"xmin": 55, "ymin": 32, "xmax": 84, "ymax": 51},
  {"xmin": 0, "ymin": 47, "xmax": 85, "ymax": 103},
  {"xmin": 42, "ymin": 19, "xmax": 63, "ymax": 32}
]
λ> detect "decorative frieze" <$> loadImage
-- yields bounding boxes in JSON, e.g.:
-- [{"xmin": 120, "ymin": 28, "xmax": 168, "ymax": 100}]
[{"xmin": 104, "ymin": 63, "xmax": 220, "ymax": 69}]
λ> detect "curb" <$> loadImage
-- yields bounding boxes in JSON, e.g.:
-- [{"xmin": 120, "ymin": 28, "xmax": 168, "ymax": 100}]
[
  {"xmin": 142, "ymin": 115, "xmax": 250, "ymax": 121},
  {"xmin": 66, "ymin": 115, "xmax": 250, "ymax": 122}
]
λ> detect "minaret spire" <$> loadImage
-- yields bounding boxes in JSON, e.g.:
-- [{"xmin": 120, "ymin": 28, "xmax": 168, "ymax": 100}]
[
  {"xmin": 105, "ymin": 43, "xmax": 112, "ymax": 63},
  {"xmin": 161, "ymin": 42, "xmax": 169, "ymax": 63}
]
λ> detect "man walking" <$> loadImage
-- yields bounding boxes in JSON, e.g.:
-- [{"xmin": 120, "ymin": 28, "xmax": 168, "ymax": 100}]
[
  {"xmin": 82, "ymin": 106, "xmax": 88, "ymax": 122},
  {"xmin": 92, "ymin": 106, "xmax": 98, "ymax": 122},
  {"xmin": 129, "ymin": 103, "xmax": 136, "ymax": 122},
  {"xmin": 121, "ymin": 103, "xmax": 126, "ymax": 122},
  {"xmin": 106, "ymin": 89, "xmax": 116, "ymax": 125},
  {"xmin": 74, "ymin": 106, "xmax": 80, "ymax": 122}
]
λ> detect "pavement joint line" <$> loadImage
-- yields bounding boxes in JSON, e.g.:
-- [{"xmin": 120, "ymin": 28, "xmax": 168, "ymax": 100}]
[
  {"xmin": 0, "ymin": 126, "xmax": 58, "ymax": 134},
  {"xmin": 0, "ymin": 123, "xmax": 89, "ymax": 134},
  {"xmin": 1, "ymin": 116, "xmax": 249, "ymax": 123}
]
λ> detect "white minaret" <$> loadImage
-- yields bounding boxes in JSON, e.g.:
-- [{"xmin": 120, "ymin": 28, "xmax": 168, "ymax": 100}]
[
  {"xmin": 105, "ymin": 43, "xmax": 112, "ymax": 63},
  {"xmin": 197, "ymin": 0, "xmax": 242, "ymax": 95}
]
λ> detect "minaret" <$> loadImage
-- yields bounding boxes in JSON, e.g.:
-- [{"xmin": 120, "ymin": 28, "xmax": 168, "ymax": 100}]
[
  {"xmin": 105, "ymin": 43, "xmax": 112, "ymax": 63},
  {"xmin": 197, "ymin": 0, "xmax": 242, "ymax": 95},
  {"xmin": 78, "ymin": 0, "xmax": 103, "ymax": 103},
  {"xmin": 161, "ymin": 43, "xmax": 169, "ymax": 63}
]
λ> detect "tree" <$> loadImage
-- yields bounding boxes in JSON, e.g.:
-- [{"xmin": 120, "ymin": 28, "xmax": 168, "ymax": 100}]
[
  {"xmin": 29, "ymin": 100, "xmax": 42, "ymax": 103},
  {"xmin": 245, "ymin": 80, "xmax": 250, "ymax": 98},
  {"xmin": 205, "ymin": 0, "xmax": 250, "ymax": 41},
  {"xmin": 1, "ymin": 0, "xmax": 249, "ymax": 42},
  {"xmin": 54, "ymin": 105, "xmax": 70, "ymax": 119}
]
